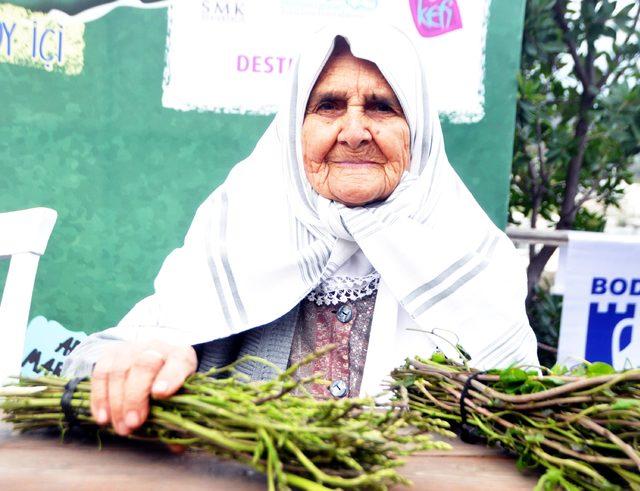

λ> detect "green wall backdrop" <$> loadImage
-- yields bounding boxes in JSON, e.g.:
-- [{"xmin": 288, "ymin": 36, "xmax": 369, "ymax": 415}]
[{"xmin": 1, "ymin": 0, "xmax": 525, "ymax": 334}]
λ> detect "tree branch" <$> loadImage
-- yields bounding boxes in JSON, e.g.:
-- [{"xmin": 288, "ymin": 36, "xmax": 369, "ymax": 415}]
[
  {"xmin": 535, "ymin": 118, "xmax": 550, "ymax": 192},
  {"xmin": 596, "ymin": 4, "xmax": 640, "ymax": 89},
  {"xmin": 558, "ymin": 99, "xmax": 591, "ymax": 229},
  {"xmin": 585, "ymin": 27, "xmax": 596, "ymax": 93},
  {"xmin": 571, "ymin": 187, "xmax": 597, "ymax": 214},
  {"xmin": 522, "ymin": 0, "xmax": 634, "ymax": 299},
  {"xmin": 553, "ymin": 0, "xmax": 590, "ymax": 88},
  {"xmin": 528, "ymin": 124, "xmax": 544, "ymax": 261},
  {"xmin": 527, "ymin": 245, "xmax": 558, "ymax": 299},
  {"xmin": 608, "ymin": 58, "xmax": 638, "ymax": 88},
  {"xmin": 526, "ymin": 69, "xmax": 594, "ymax": 297}
]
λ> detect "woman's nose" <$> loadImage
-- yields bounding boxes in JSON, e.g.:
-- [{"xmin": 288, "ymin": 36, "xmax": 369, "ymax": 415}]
[{"xmin": 337, "ymin": 111, "xmax": 372, "ymax": 149}]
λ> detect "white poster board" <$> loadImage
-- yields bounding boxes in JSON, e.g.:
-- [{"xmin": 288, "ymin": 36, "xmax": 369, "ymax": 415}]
[
  {"xmin": 557, "ymin": 232, "xmax": 640, "ymax": 370},
  {"xmin": 162, "ymin": 0, "xmax": 491, "ymax": 123}
]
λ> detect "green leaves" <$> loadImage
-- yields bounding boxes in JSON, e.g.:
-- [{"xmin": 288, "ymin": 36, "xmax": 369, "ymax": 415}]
[
  {"xmin": 513, "ymin": 0, "xmax": 640, "ymax": 227},
  {"xmin": 611, "ymin": 398, "xmax": 640, "ymax": 410},
  {"xmin": 550, "ymin": 364, "xmax": 568, "ymax": 376},
  {"xmin": 535, "ymin": 468, "xmax": 583, "ymax": 491},
  {"xmin": 430, "ymin": 351, "xmax": 447, "ymax": 364},
  {"xmin": 500, "ymin": 367, "xmax": 530, "ymax": 385},
  {"xmin": 397, "ymin": 374, "xmax": 417, "ymax": 388},
  {"xmin": 394, "ymin": 356, "xmax": 640, "ymax": 491},
  {"xmin": 586, "ymin": 361, "xmax": 616, "ymax": 377},
  {"xmin": 512, "ymin": 0, "xmax": 640, "ymax": 339},
  {"xmin": 497, "ymin": 367, "xmax": 552, "ymax": 394}
]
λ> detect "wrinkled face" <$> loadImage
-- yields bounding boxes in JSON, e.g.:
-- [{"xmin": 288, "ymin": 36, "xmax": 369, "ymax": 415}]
[{"xmin": 301, "ymin": 46, "xmax": 410, "ymax": 207}]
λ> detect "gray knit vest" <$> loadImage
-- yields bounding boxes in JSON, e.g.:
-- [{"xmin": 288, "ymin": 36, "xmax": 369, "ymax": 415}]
[
  {"xmin": 194, "ymin": 304, "xmax": 300, "ymax": 381},
  {"xmin": 61, "ymin": 304, "xmax": 300, "ymax": 382}
]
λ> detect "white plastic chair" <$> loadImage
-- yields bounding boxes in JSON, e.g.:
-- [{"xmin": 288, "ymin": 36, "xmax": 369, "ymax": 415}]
[{"xmin": 0, "ymin": 207, "xmax": 57, "ymax": 385}]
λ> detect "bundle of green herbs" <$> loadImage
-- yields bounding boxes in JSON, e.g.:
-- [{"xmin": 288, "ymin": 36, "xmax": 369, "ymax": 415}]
[
  {"xmin": 390, "ymin": 353, "xmax": 640, "ymax": 490},
  {"xmin": 1, "ymin": 348, "xmax": 450, "ymax": 491}
]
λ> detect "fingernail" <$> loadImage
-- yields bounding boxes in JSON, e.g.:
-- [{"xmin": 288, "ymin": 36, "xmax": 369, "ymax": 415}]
[
  {"xmin": 153, "ymin": 380, "xmax": 168, "ymax": 393},
  {"xmin": 125, "ymin": 411, "xmax": 139, "ymax": 428},
  {"xmin": 116, "ymin": 423, "xmax": 129, "ymax": 436},
  {"xmin": 97, "ymin": 408, "xmax": 108, "ymax": 424}
]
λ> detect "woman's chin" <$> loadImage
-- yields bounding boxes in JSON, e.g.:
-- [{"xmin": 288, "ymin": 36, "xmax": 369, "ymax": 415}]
[{"xmin": 332, "ymin": 187, "xmax": 387, "ymax": 207}]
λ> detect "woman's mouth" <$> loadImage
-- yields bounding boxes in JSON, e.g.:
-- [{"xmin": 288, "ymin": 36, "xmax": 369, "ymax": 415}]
[{"xmin": 330, "ymin": 160, "xmax": 382, "ymax": 168}]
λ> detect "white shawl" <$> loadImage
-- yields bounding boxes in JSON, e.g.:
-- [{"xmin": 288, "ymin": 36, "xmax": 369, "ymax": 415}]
[{"xmin": 107, "ymin": 23, "xmax": 538, "ymax": 394}]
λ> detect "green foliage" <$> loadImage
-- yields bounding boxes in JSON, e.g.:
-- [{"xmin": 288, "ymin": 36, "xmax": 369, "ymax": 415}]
[
  {"xmin": 495, "ymin": 366, "xmax": 566, "ymax": 394},
  {"xmin": 393, "ymin": 355, "xmax": 640, "ymax": 490},
  {"xmin": 2, "ymin": 348, "xmax": 452, "ymax": 491},
  {"xmin": 500, "ymin": 367, "xmax": 530, "ymax": 386},
  {"xmin": 611, "ymin": 398, "xmax": 640, "ymax": 410},
  {"xmin": 572, "ymin": 206, "xmax": 606, "ymax": 231},
  {"xmin": 586, "ymin": 360, "xmax": 616, "ymax": 376},
  {"xmin": 430, "ymin": 351, "xmax": 447, "ymax": 364},
  {"xmin": 514, "ymin": 0, "xmax": 640, "ymax": 361},
  {"xmin": 511, "ymin": 0, "xmax": 640, "ymax": 232}
]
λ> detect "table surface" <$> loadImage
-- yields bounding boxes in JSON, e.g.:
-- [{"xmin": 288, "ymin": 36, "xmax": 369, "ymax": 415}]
[{"xmin": 0, "ymin": 421, "xmax": 540, "ymax": 491}]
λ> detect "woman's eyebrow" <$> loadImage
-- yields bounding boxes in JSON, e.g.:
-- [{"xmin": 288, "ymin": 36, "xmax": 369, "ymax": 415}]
[
  {"xmin": 366, "ymin": 93, "xmax": 396, "ymax": 103},
  {"xmin": 366, "ymin": 92, "xmax": 402, "ymax": 109},
  {"xmin": 308, "ymin": 90, "xmax": 348, "ymax": 105}
]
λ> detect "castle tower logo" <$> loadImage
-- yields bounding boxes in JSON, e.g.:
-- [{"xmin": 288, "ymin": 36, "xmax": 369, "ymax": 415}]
[
  {"xmin": 409, "ymin": 0, "xmax": 463, "ymax": 37},
  {"xmin": 584, "ymin": 277, "xmax": 640, "ymax": 368},
  {"xmin": 586, "ymin": 302, "xmax": 637, "ymax": 367}
]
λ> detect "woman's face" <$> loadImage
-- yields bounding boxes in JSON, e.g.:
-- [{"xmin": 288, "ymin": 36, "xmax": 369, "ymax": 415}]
[{"xmin": 301, "ymin": 48, "xmax": 411, "ymax": 207}]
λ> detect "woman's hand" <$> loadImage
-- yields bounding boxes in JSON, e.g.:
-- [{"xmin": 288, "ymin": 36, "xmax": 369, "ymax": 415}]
[{"xmin": 90, "ymin": 341, "xmax": 197, "ymax": 436}]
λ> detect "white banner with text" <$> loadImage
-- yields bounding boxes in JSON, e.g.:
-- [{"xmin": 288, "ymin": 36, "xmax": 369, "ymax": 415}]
[
  {"xmin": 557, "ymin": 232, "xmax": 640, "ymax": 370},
  {"xmin": 162, "ymin": 0, "xmax": 492, "ymax": 123}
]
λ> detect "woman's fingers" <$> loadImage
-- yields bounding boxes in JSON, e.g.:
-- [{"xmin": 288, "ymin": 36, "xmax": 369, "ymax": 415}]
[
  {"xmin": 90, "ymin": 355, "xmax": 113, "ymax": 425},
  {"xmin": 122, "ymin": 350, "xmax": 166, "ymax": 432},
  {"xmin": 151, "ymin": 348, "xmax": 197, "ymax": 400},
  {"xmin": 108, "ymin": 356, "xmax": 130, "ymax": 435},
  {"xmin": 89, "ymin": 342, "xmax": 197, "ymax": 437}
]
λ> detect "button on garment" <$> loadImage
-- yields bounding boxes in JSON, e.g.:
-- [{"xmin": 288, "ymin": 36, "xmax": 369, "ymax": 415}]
[
  {"xmin": 287, "ymin": 291, "xmax": 378, "ymax": 399},
  {"xmin": 329, "ymin": 380, "xmax": 348, "ymax": 398},
  {"xmin": 336, "ymin": 304, "xmax": 353, "ymax": 323}
]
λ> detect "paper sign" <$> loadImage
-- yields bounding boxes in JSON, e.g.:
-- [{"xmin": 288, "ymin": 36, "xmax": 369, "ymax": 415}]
[
  {"xmin": 162, "ymin": 0, "xmax": 491, "ymax": 123},
  {"xmin": 21, "ymin": 316, "xmax": 87, "ymax": 377},
  {"xmin": 409, "ymin": 0, "xmax": 463, "ymax": 37},
  {"xmin": 0, "ymin": 3, "xmax": 85, "ymax": 75}
]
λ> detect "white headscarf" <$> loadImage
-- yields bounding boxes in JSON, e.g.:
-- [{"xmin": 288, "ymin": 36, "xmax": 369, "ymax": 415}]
[{"xmin": 109, "ymin": 23, "xmax": 539, "ymax": 393}]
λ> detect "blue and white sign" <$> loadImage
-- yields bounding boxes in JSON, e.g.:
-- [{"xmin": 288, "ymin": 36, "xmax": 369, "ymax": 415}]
[
  {"xmin": 20, "ymin": 316, "xmax": 87, "ymax": 377},
  {"xmin": 557, "ymin": 232, "xmax": 640, "ymax": 370}
]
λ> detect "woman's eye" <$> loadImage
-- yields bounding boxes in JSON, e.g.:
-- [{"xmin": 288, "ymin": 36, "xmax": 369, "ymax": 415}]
[
  {"xmin": 370, "ymin": 102, "xmax": 393, "ymax": 113},
  {"xmin": 317, "ymin": 101, "xmax": 338, "ymax": 112}
]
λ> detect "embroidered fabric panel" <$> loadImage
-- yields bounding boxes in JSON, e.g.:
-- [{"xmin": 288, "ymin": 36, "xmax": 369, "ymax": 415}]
[{"xmin": 288, "ymin": 291, "xmax": 377, "ymax": 398}]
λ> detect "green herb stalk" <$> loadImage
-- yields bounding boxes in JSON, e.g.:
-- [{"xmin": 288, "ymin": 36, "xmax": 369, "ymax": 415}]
[
  {"xmin": 1, "ymin": 347, "xmax": 451, "ymax": 491},
  {"xmin": 389, "ymin": 353, "xmax": 640, "ymax": 491}
]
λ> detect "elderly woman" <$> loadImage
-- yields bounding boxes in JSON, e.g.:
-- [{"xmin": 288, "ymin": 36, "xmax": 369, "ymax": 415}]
[{"xmin": 63, "ymin": 24, "xmax": 538, "ymax": 437}]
